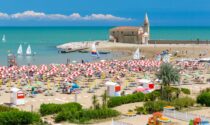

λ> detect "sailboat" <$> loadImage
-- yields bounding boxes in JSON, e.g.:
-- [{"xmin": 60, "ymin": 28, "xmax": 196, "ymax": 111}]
[
  {"xmin": 2, "ymin": 34, "xmax": 6, "ymax": 42},
  {"xmin": 17, "ymin": 44, "xmax": 23, "ymax": 55},
  {"xmin": 91, "ymin": 43, "xmax": 100, "ymax": 58},
  {"xmin": 133, "ymin": 48, "xmax": 140, "ymax": 60},
  {"xmin": 26, "ymin": 45, "xmax": 32, "ymax": 56}
]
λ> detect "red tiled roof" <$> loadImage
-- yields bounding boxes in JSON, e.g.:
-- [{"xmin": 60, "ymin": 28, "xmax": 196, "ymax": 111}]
[{"xmin": 110, "ymin": 26, "xmax": 139, "ymax": 31}]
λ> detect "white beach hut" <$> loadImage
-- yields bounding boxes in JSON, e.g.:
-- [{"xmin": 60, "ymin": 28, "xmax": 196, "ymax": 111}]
[
  {"xmin": 138, "ymin": 79, "xmax": 154, "ymax": 89},
  {"xmin": 10, "ymin": 87, "xmax": 25, "ymax": 105},
  {"xmin": 105, "ymin": 81, "xmax": 121, "ymax": 97}
]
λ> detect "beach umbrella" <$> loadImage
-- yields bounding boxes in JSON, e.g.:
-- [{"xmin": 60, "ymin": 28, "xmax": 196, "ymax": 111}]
[
  {"xmin": 17, "ymin": 79, "xmax": 21, "ymax": 88},
  {"xmin": 135, "ymin": 86, "xmax": 146, "ymax": 92}
]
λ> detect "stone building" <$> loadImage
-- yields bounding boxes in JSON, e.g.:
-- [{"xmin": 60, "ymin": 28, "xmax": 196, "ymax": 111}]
[{"xmin": 109, "ymin": 13, "xmax": 150, "ymax": 44}]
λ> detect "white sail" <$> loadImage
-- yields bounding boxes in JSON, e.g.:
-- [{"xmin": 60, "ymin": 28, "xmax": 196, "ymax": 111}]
[
  {"xmin": 91, "ymin": 43, "xmax": 100, "ymax": 57},
  {"xmin": 17, "ymin": 44, "xmax": 23, "ymax": 55},
  {"xmin": 2, "ymin": 34, "xmax": 6, "ymax": 42},
  {"xmin": 26, "ymin": 45, "xmax": 32, "ymax": 55},
  {"xmin": 133, "ymin": 48, "xmax": 140, "ymax": 59}
]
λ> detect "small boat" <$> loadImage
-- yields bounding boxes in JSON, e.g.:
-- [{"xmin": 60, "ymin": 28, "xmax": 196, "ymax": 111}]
[
  {"xmin": 57, "ymin": 42, "xmax": 89, "ymax": 53},
  {"xmin": 60, "ymin": 48, "xmax": 86, "ymax": 53},
  {"xmin": 2, "ymin": 34, "xmax": 6, "ymax": 42},
  {"xmin": 98, "ymin": 51, "xmax": 110, "ymax": 54},
  {"xmin": 78, "ymin": 50, "xmax": 89, "ymax": 53},
  {"xmin": 26, "ymin": 45, "xmax": 32, "ymax": 56},
  {"xmin": 17, "ymin": 44, "xmax": 23, "ymax": 55},
  {"xmin": 60, "ymin": 48, "xmax": 72, "ymax": 53},
  {"xmin": 91, "ymin": 43, "xmax": 100, "ymax": 58},
  {"xmin": 133, "ymin": 48, "xmax": 140, "ymax": 60}
]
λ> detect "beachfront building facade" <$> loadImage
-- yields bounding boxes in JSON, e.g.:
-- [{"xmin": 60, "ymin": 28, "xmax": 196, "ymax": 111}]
[{"xmin": 109, "ymin": 13, "xmax": 150, "ymax": 44}]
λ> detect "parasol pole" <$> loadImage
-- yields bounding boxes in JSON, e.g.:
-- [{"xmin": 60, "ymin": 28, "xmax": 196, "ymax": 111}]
[
  {"xmin": 0, "ymin": 78, "xmax": 2, "ymax": 90},
  {"xmin": 47, "ymin": 80, "xmax": 50, "ymax": 91},
  {"xmin": 17, "ymin": 79, "xmax": 21, "ymax": 88}
]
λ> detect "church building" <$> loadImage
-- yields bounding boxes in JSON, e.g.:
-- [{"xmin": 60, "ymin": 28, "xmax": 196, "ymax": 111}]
[{"xmin": 109, "ymin": 13, "xmax": 150, "ymax": 44}]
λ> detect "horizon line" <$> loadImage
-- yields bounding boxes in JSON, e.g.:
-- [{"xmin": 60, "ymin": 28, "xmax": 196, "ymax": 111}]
[{"xmin": 0, "ymin": 25, "xmax": 210, "ymax": 27}]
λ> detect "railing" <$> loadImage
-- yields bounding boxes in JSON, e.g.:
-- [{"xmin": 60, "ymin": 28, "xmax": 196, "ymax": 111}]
[{"xmin": 163, "ymin": 109, "xmax": 210, "ymax": 122}]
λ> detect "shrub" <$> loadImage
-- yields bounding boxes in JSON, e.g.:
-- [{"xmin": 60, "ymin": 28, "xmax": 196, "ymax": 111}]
[
  {"xmin": 107, "ymin": 92, "xmax": 145, "ymax": 107},
  {"xmin": 135, "ymin": 106, "xmax": 148, "ymax": 115},
  {"xmin": 143, "ymin": 100, "xmax": 170, "ymax": 113},
  {"xmin": 0, "ymin": 111, "xmax": 41, "ymax": 125},
  {"xmin": 81, "ymin": 108, "xmax": 120, "ymax": 119},
  {"xmin": 173, "ymin": 97, "xmax": 195, "ymax": 110},
  {"xmin": 200, "ymin": 88, "xmax": 210, "ymax": 93},
  {"xmin": 40, "ymin": 103, "xmax": 61, "ymax": 116},
  {"xmin": 0, "ymin": 105, "xmax": 18, "ymax": 112},
  {"xmin": 55, "ymin": 108, "xmax": 120, "ymax": 123},
  {"xmin": 55, "ymin": 111, "xmax": 71, "ymax": 123},
  {"xmin": 181, "ymin": 88, "xmax": 191, "ymax": 95},
  {"xmin": 61, "ymin": 102, "xmax": 82, "ymax": 111},
  {"xmin": 144, "ymin": 91, "xmax": 161, "ymax": 101},
  {"xmin": 40, "ymin": 102, "xmax": 82, "ymax": 116},
  {"xmin": 136, "ymin": 97, "xmax": 195, "ymax": 114},
  {"xmin": 197, "ymin": 92, "xmax": 210, "ymax": 106}
]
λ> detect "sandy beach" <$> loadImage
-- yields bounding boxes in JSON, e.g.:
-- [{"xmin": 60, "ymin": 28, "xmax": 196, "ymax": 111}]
[
  {"xmin": 97, "ymin": 42, "xmax": 210, "ymax": 59},
  {"xmin": 0, "ymin": 42, "xmax": 210, "ymax": 125}
]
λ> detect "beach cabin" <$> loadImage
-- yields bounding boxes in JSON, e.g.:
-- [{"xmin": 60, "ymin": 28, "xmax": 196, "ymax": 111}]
[
  {"xmin": 105, "ymin": 81, "xmax": 121, "ymax": 97},
  {"xmin": 138, "ymin": 79, "xmax": 154, "ymax": 89},
  {"xmin": 10, "ymin": 87, "xmax": 25, "ymax": 105}
]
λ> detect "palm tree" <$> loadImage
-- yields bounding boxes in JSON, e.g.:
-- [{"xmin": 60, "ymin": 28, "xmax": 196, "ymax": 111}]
[
  {"xmin": 92, "ymin": 94, "xmax": 99, "ymax": 109},
  {"xmin": 156, "ymin": 63, "xmax": 180, "ymax": 100},
  {"xmin": 101, "ymin": 90, "xmax": 108, "ymax": 108}
]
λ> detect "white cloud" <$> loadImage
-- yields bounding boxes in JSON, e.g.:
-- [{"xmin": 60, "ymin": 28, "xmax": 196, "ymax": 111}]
[
  {"xmin": 84, "ymin": 14, "xmax": 132, "ymax": 21},
  {"xmin": 0, "ymin": 12, "xmax": 9, "ymax": 19},
  {"xmin": 11, "ymin": 11, "xmax": 45, "ymax": 19},
  {"xmin": 0, "ymin": 11, "xmax": 132, "ymax": 21}
]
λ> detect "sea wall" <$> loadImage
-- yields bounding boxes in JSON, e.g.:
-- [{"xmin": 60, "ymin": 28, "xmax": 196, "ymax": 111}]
[{"xmin": 148, "ymin": 40, "xmax": 210, "ymax": 44}]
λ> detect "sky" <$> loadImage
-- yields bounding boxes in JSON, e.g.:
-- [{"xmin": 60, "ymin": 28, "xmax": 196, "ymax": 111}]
[{"xmin": 0, "ymin": 0, "xmax": 210, "ymax": 26}]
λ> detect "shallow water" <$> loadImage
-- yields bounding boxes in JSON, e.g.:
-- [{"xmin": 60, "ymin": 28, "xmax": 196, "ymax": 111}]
[{"xmin": 1, "ymin": 26, "xmax": 210, "ymax": 65}]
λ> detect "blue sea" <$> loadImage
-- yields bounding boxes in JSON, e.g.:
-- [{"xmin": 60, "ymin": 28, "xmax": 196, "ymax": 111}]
[{"xmin": 0, "ymin": 26, "xmax": 210, "ymax": 66}]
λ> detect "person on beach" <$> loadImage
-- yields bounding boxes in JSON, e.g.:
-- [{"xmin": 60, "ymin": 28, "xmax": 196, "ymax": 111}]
[{"xmin": 66, "ymin": 58, "xmax": 70, "ymax": 65}]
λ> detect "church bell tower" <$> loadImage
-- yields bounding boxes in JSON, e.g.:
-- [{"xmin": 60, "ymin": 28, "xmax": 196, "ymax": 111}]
[{"xmin": 144, "ymin": 13, "xmax": 150, "ymax": 37}]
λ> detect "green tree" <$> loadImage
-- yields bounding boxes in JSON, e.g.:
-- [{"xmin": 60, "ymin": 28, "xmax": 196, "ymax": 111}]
[
  {"xmin": 156, "ymin": 63, "xmax": 180, "ymax": 100},
  {"xmin": 101, "ymin": 90, "xmax": 108, "ymax": 108},
  {"xmin": 92, "ymin": 95, "xmax": 99, "ymax": 109},
  {"xmin": 174, "ymin": 87, "xmax": 181, "ymax": 99}
]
